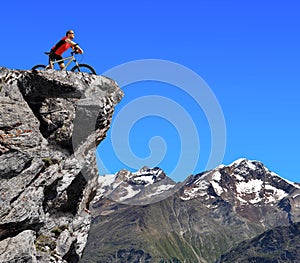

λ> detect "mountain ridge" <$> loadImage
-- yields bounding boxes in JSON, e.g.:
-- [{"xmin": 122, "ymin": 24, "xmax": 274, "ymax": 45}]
[{"xmin": 81, "ymin": 158, "xmax": 300, "ymax": 263}]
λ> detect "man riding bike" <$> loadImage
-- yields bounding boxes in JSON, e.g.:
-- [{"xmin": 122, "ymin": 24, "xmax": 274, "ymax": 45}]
[{"xmin": 48, "ymin": 30, "xmax": 84, "ymax": 69}]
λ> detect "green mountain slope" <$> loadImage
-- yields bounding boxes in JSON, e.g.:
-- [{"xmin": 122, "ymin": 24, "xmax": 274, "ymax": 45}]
[{"xmin": 216, "ymin": 222, "xmax": 300, "ymax": 263}]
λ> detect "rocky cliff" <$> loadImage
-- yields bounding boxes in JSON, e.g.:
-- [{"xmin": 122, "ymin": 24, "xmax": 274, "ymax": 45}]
[{"xmin": 0, "ymin": 67, "xmax": 123, "ymax": 262}]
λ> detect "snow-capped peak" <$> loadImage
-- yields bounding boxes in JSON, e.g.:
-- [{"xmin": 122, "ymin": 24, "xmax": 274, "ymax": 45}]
[
  {"xmin": 181, "ymin": 158, "xmax": 298, "ymax": 206},
  {"xmin": 229, "ymin": 158, "xmax": 264, "ymax": 174},
  {"xmin": 116, "ymin": 166, "xmax": 166, "ymax": 186},
  {"xmin": 94, "ymin": 167, "xmax": 176, "ymax": 205}
]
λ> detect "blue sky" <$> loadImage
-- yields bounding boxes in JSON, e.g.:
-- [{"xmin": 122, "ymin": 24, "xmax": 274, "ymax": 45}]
[{"xmin": 1, "ymin": 1, "xmax": 299, "ymax": 182}]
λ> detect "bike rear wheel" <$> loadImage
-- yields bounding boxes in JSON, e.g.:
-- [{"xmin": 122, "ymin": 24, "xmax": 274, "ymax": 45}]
[
  {"xmin": 32, "ymin": 64, "xmax": 47, "ymax": 70},
  {"xmin": 71, "ymin": 64, "xmax": 96, "ymax": 74}
]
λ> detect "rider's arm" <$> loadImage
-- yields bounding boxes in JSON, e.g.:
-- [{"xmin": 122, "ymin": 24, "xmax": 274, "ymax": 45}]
[
  {"xmin": 65, "ymin": 39, "xmax": 84, "ymax": 54},
  {"xmin": 74, "ymin": 44, "xmax": 84, "ymax": 54}
]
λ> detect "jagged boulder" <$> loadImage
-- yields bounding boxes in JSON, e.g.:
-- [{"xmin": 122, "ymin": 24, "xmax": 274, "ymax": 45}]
[
  {"xmin": 0, "ymin": 67, "xmax": 123, "ymax": 262},
  {"xmin": 0, "ymin": 230, "xmax": 37, "ymax": 263}
]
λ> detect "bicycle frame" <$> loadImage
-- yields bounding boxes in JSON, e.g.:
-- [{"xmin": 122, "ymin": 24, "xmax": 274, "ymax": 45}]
[{"xmin": 49, "ymin": 52, "xmax": 79, "ymax": 70}]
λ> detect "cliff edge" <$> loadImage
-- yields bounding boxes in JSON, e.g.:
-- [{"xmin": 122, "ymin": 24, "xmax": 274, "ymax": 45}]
[{"xmin": 0, "ymin": 67, "xmax": 123, "ymax": 262}]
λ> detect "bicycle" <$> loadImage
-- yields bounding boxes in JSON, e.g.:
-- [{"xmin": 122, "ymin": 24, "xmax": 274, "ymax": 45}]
[{"xmin": 32, "ymin": 50, "xmax": 97, "ymax": 74}]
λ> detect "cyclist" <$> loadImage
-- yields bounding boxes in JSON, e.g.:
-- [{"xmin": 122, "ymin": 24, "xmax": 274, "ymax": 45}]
[{"xmin": 48, "ymin": 30, "xmax": 84, "ymax": 69}]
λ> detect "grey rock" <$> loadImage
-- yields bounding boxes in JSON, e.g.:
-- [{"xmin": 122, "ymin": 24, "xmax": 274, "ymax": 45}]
[
  {"xmin": 0, "ymin": 230, "xmax": 37, "ymax": 263},
  {"xmin": 0, "ymin": 67, "xmax": 123, "ymax": 262}
]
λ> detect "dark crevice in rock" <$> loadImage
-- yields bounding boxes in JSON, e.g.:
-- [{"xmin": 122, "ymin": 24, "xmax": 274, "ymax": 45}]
[
  {"xmin": 43, "ymin": 178, "xmax": 60, "ymax": 214},
  {"xmin": 85, "ymin": 189, "xmax": 97, "ymax": 211},
  {"xmin": 61, "ymin": 172, "xmax": 87, "ymax": 216},
  {"xmin": 207, "ymin": 183, "xmax": 220, "ymax": 198},
  {"xmin": 62, "ymin": 240, "xmax": 80, "ymax": 263},
  {"xmin": 30, "ymin": 99, "xmax": 54, "ymax": 137},
  {"xmin": 20, "ymin": 97, "xmax": 59, "ymax": 139},
  {"xmin": 43, "ymin": 173, "xmax": 87, "ymax": 216},
  {"xmin": 0, "ymin": 219, "xmax": 43, "ymax": 242},
  {"xmin": 15, "ymin": 76, "xmax": 50, "ymax": 140}
]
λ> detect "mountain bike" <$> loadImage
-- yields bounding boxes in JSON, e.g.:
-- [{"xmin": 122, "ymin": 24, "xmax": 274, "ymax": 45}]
[{"xmin": 32, "ymin": 51, "xmax": 96, "ymax": 74}]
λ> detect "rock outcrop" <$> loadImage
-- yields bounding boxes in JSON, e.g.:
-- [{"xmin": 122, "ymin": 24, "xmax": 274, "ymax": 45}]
[{"xmin": 0, "ymin": 67, "xmax": 123, "ymax": 262}]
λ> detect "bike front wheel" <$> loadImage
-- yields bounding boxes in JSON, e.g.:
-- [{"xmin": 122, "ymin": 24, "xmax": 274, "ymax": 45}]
[
  {"xmin": 32, "ymin": 64, "xmax": 47, "ymax": 70},
  {"xmin": 71, "ymin": 64, "xmax": 96, "ymax": 75}
]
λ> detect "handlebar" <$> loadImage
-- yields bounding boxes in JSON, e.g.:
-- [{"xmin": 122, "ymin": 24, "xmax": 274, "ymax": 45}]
[
  {"xmin": 71, "ymin": 50, "xmax": 79, "ymax": 55},
  {"xmin": 71, "ymin": 44, "xmax": 81, "ymax": 55},
  {"xmin": 72, "ymin": 44, "xmax": 80, "ymax": 54}
]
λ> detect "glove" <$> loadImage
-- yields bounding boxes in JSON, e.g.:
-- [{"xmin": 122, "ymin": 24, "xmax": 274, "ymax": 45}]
[{"xmin": 73, "ymin": 44, "xmax": 79, "ymax": 53}]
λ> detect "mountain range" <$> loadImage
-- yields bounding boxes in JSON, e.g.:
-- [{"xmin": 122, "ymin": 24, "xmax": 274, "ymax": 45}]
[{"xmin": 81, "ymin": 159, "xmax": 300, "ymax": 263}]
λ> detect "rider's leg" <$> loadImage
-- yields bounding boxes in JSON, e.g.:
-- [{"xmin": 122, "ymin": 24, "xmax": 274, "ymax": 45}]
[
  {"xmin": 46, "ymin": 61, "xmax": 54, "ymax": 69},
  {"xmin": 48, "ymin": 53, "xmax": 57, "ymax": 69},
  {"xmin": 59, "ymin": 63, "xmax": 66, "ymax": 70}
]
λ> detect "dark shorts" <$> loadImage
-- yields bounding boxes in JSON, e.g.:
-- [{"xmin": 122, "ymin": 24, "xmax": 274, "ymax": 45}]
[{"xmin": 49, "ymin": 52, "xmax": 64, "ymax": 65}]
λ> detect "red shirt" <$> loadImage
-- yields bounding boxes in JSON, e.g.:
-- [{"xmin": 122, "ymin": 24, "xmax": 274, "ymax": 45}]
[{"xmin": 51, "ymin": 36, "xmax": 72, "ymax": 55}]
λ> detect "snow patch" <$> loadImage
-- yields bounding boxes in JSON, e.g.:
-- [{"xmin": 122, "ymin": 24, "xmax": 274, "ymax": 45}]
[
  {"xmin": 247, "ymin": 161, "xmax": 257, "ymax": 170},
  {"xmin": 234, "ymin": 173, "xmax": 245, "ymax": 181},
  {"xmin": 211, "ymin": 181, "xmax": 223, "ymax": 195},
  {"xmin": 118, "ymin": 185, "xmax": 141, "ymax": 201},
  {"xmin": 147, "ymin": 184, "xmax": 175, "ymax": 197},
  {"xmin": 94, "ymin": 174, "xmax": 118, "ymax": 201},
  {"xmin": 236, "ymin": 196, "xmax": 247, "ymax": 203},
  {"xmin": 196, "ymin": 180, "xmax": 210, "ymax": 190},
  {"xmin": 265, "ymin": 184, "xmax": 288, "ymax": 202},
  {"xmin": 249, "ymin": 195, "xmax": 262, "ymax": 204},
  {"xmin": 132, "ymin": 175, "xmax": 155, "ymax": 184},
  {"xmin": 236, "ymin": 179, "xmax": 263, "ymax": 194},
  {"xmin": 181, "ymin": 181, "xmax": 210, "ymax": 200},
  {"xmin": 215, "ymin": 164, "xmax": 225, "ymax": 170},
  {"xmin": 98, "ymin": 174, "xmax": 116, "ymax": 186},
  {"xmin": 212, "ymin": 171, "xmax": 222, "ymax": 181}
]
